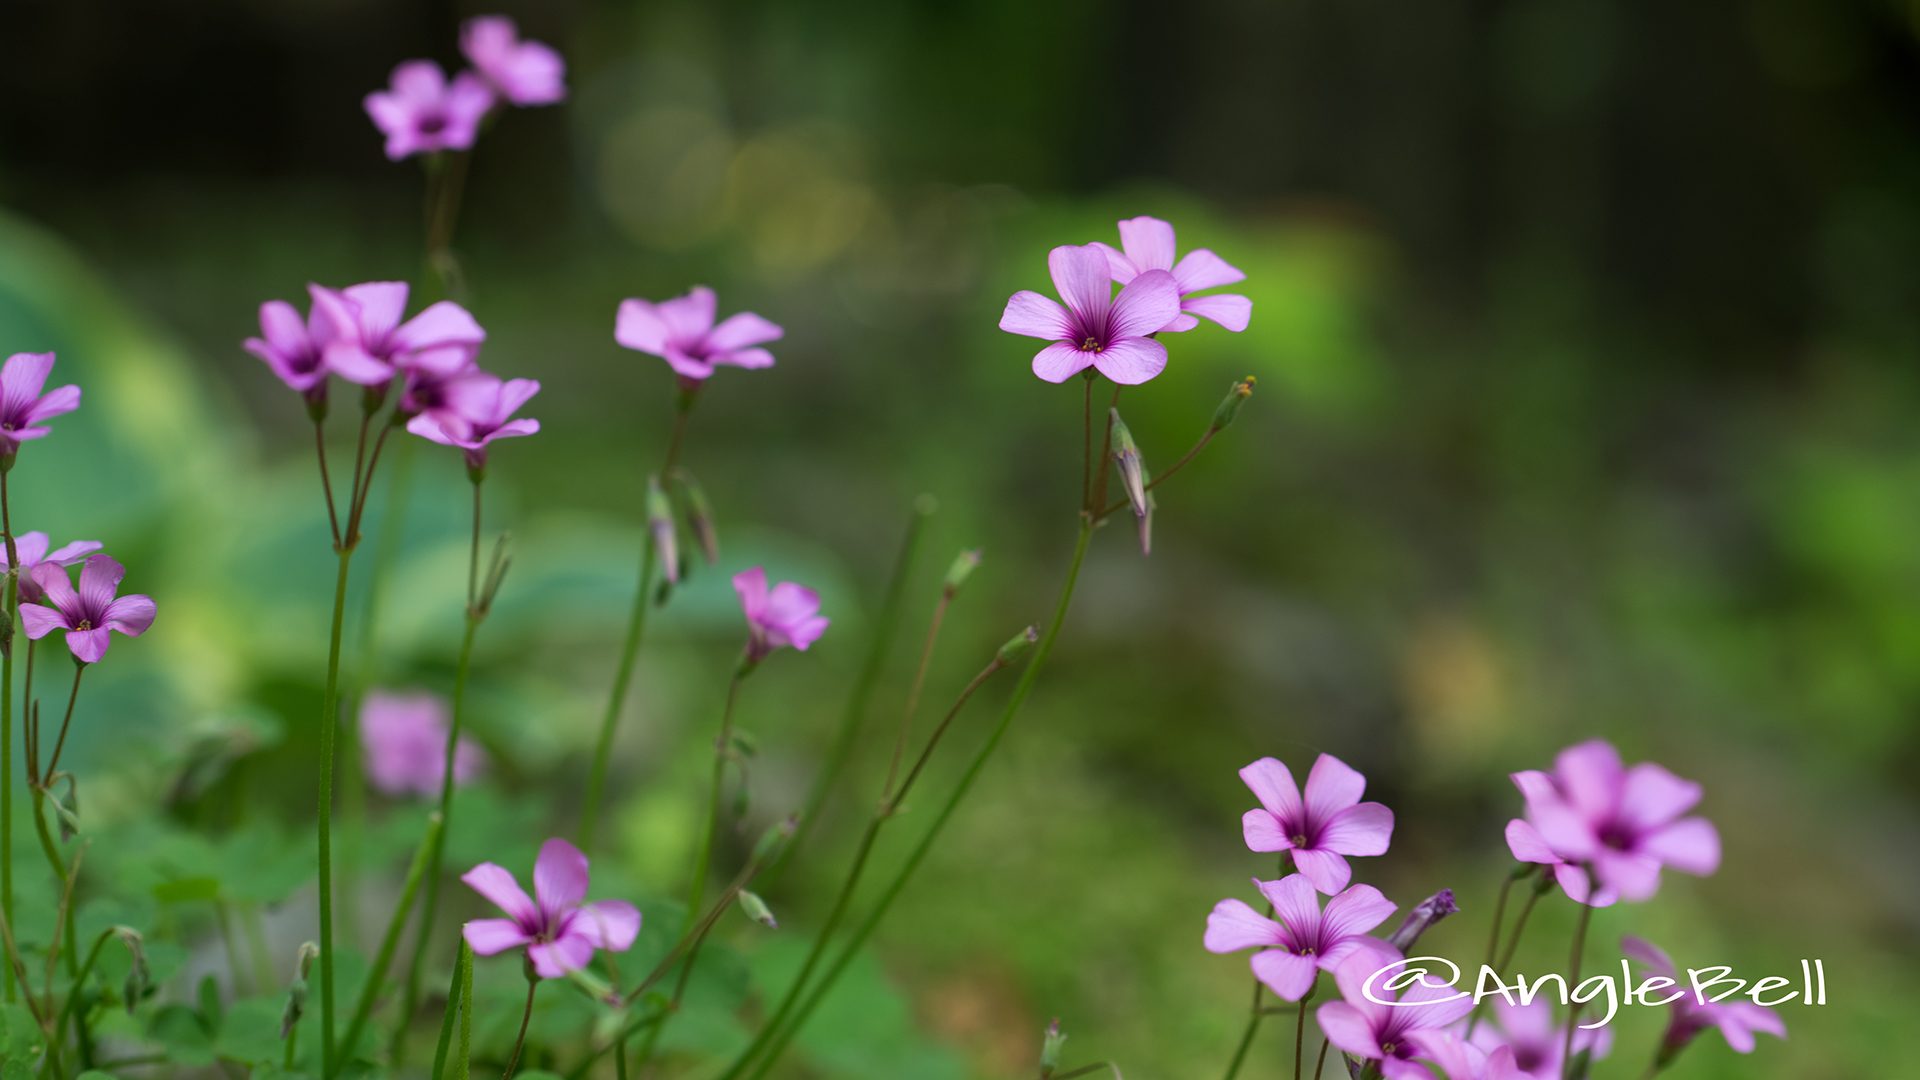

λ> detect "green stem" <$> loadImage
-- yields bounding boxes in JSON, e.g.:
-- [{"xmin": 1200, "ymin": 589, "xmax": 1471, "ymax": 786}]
[
  {"xmin": 316, "ymin": 547, "xmax": 353, "ymax": 1078},
  {"xmin": 338, "ymin": 812, "xmax": 443, "ymax": 1060},
  {"xmin": 739, "ymin": 519, "xmax": 1094, "ymax": 1080},
  {"xmin": 1294, "ymin": 986, "xmax": 1312, "ymax": 1080},
  {"xmin": 46, "ymin": 929, "xmax": 110, "ymax": 1076},
  {"xmin": 0, "ymin": 467, "xmax": 17, "ymax": 1006},
  {"xmin": 430, "ymin": 940, "xmax": 473, "ymax": 1080},
  {"xmin": 1312, "ymin": 1038, "xmax": 1329, "ymax": 1079},
  {"xmin": 1220, "ymin": 965, "xmax": 1264, "ymax": 1080},
  {"xmin": 500, "ymin": 976, "xmax": 538, "ymax": 1080},
  {"xmin": 1560, "ymin": 900, "xmax": 1593, "ymax": 1080}
]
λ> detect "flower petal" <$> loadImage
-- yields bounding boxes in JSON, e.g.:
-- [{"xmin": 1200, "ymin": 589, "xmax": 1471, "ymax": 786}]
[
  {"xmin": 1642, "ymin": 817, "xmax": 1720, "ymax": 876},
  {"xmin": 1090, "ymin": 338, "xmax": 1167, "ymax": 385},
  {"xmin": 394, "ymin": 301, "xmax": 486, "ymax": 355},
  {"xmin": 1116, "ymin": 216, "xmax": 1177, "ymax": 272},
  {"xmin": 1239, "ymin": 757, "xmax": 1303, "ymax": 826},
  {"xmin": 1241, "ymin": 808, "xmax": 1291, "ymax": 853},
  {"xmin": 103, "ymin": 594, "xmax": 156, "ymax": 637},
  {"xmin": 732, "ymin": 567, "xmax": 769, "ymax": 622},
  {"xmin": 572, "ymin": 899, "xmax": 641, "ymax": 952},
  {"xmin": 1, "ymin": 354, "xmax": 55, "ymax": 416},
  {"xmin": 705, "ymin": 311, "xmax": 784, "ymax": 352},
  {"xmin": 1617, "ymin": 763, "xmax": 1702, "ymax": 831},
  {"xmin": 1302, "ymin": 754, "xmax": 1367, "ymax": 825},
  {"xmin": 527, "ymin": 933, "xmax": 596, "ymax": 979},
  {"xmin": 657, "ymin": 287, "xmax": 718, "ymax": 343},
  {"xmin": 1172, "ymin": 248, "xmax": 1247, "ymax": 292},
  {"xmin": 1319, "ymin": 802, "xmax": 1393, "ymax": 857},
  {"xmin": 1505, "ymin": 819, "xmax": 1559, "ymax": 865},
  {"xmin": 1251, "ymin": 949, "xmax": 1321, "ymax": 1002},
  {"xmin": 43, "ymin": 539, "xmax": 101, "ymax": 567},
  {"xmin": 1289, "ymin": 848, "xmax": 1352, "ymax": 895},
  {"xmin": 1106, "ymin": 270, "xmax": 1181, "ymax": 340},
  {"xmin": 999, "ymin": 291, "xmax": 1073, "ymax": 340},
  {"xmin": 1203, "ymin": 897, "xmax": 1282, "ymax": 954},
  {"xmin": 461, "ymin": 862, "xmax": 537, "ymax": 925},
  {"xmin": 713, "ymin": 347, "xmax": 776, "ymax": 370},
  {"xmin": 1090, "ymin": 241, "xmax": 1138, "ymax": 284},
  {"xmin": 1048, "ymin": 244, "xmax": 1113, "ymax": 323},
  {"xmin": 1031, "ymin": 342, "xmax": 1094, "ymax": 383},
  {"xmin": 1315, "ymin": 1001, "xmax": 1383, "ymax": 1059},
  {"xmin": 1554, "ymin": 740, "xmax": 1623, "ymax": 820},
  {"xmin": 615, "ymin": 299, "xmax": 670, "ymax": 355},
  {"xmin": 78, "ymin": 555, "xmax": 125, "ymax": 615},
  {"xmin": 17, "ymin": 603, "xmax": 65, "ymax": 640},
  {"xmin": 1182, "ymin": 293, "xmax": 1252, "ymax": 332},
  {"xmin": 66, "ymin": 627, "xmax": 110, "ymax": 664},
  {"xmin": 533, "ymin": 837, "xmax": 591, "ymax": 916},
  {"xmin": 1593, "ymin": 849, "xmax": 1662, "ymax": 902},
  {"xmin": 463, "ymin": 918, "xmax": 533, "ymax": 955},
  {"xmin": 1320, "ymin": 883, "xmax": 1396, "ymax": 942},
  {"xmin": 1254, "ymin": 873, "xmax": 1322, "ymax": 941}
]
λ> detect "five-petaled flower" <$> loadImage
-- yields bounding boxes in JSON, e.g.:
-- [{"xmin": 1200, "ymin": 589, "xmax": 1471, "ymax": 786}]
[
  {"xmin": 462, "ymin": 838, "xmax": 641, "ymax": 978},
  {"xmin": 19, "ymin": 555, "xmax": 156, "ymax": 664},
  {"xmin": 360, "ymin": 691, "xmax": 486, "ymax": 799},
  {"xmin": 1239, "ymin": 753, "xmax": 1394, "ymax": 894},
  {"xmin": 1623, "ymin": 936, "xmax": 1785, "ymax": 1058},
  {"xmin": 1092, "ymin": 216, "xmax": 1251, "ymax": 333},
  {"xmin": 405, "ymin": 374, "xmax": 541, "ymax": 470},
  {"xmin": 462, "ymin": 16, "xmax": 566, "ymax": 106},
  {"xmin": 0, "ymin": 353, "xmax": 81, "ymax": 459},
  {"xmin": 615, "ymin": 287, "xmax": 783, "ymax": 384},
  {"xmin": 310, "ymin": 282, "xmax": 486, "ymax": 388},
  {"xmin": 1203, "ymin": 874, "xmax": 1395, "ymax": 1001},
  {"xmin": 1315, "ymin": 944, "xmax": 1478, "ymax": 1080},
  {"xmin": 1000, "ymin": 243, "xmax": 1181, "ymax": 385},
  {"xmin": 733, "ymin": 567, "xmax": 828, "ymax": 661},
  {"xmin": 1467, "ymin": 998, "xmax": 1612, "ymax": 1079},
  {"xmin": 1505, "ymin": 740, "xmax": 1719, "ymax": 906},
  {"xmin": 364, "ymin": 61, "xmax": 496, "ymax": 162},
  {"xmin": 0, "ymin": 532, "xmax": 103, "ymax": 604},
  {"xmin": 244, "ymin": 289, "xmax": 345, "ymax": 401}
]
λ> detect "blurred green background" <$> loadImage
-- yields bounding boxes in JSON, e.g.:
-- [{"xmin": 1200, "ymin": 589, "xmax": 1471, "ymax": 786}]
[{"xmin": 1, "ymin": 0, "xmax": 1916, "ymax": 1076}]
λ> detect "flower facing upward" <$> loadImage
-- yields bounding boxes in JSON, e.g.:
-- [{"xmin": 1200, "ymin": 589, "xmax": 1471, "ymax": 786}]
[
  {"xmin": 310, "ymin": 282, "xmax": 486, "ymax": 387},
  {"xmin": 1092, "ymin": 216, "xmax": 1252, "ymax": 332},
  {"xmin": 614, "ymin": 288, "xmax": 783, "ymax": 383},
  {"xmin": 733, "ymin": 567, "xmax": 828, "ymax": 661},
  {"xmin": 1203, "ymin": 874, "xmax": 1396, "ymax": 1001},
  {"xmin": 1467, "ymin": 998, "xmax": 1611, "ymax": 1080},
  {"xmin": 1315, "ymin": 944, "xmax": 1477, "ymax": 1080},
  {"xmin": 0, "ymin": 533, "xmax": 103, "ymax": 604},
  {"xmin": 405, "ymin": 374, "xmax": 541, "ymax": 469},
  {"xmin": 1505, "ymin": 740, "xmax": 1720, "ymax": 906},
  {"xmin": 19, "ymin": 555, "xmax": 156, "ymax": 664},
  {"xmin": 1623, "ymin": 937, "xmax": 1785, "ymax": 1057},
  {"xmin": 0, "ymin": 353, "xmax": 81, "ymax": 457},
  {"xmin": 462, "ymin": 838, "xmax": 641, "ymax": 978},
  {"xmin": 1000, "ymin": 244, "xmax": 1181, "ymax": 385},
  {"xmin": 462, "ymin": 16, "xmax": 566, "ymax": 106},
  {"xmin": 360, "ymin": 691, "xmax": 485, "ymax": 799},
  {"xmin": 364, "ymin": 61, "xmax": 496, "ymax": 161},
  {"xmin": 244, "ymin": 291, "xmax": 344, "ymax": 399},
  {"xmin": 1239, "ymin": 754, "xmax": 1394, "ymax": 894}
]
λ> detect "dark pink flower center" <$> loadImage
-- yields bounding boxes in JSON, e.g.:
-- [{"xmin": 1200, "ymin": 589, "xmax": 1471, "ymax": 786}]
[
  {"xmin": 1067, "ymin": 308, "xmax": 1116, "ymax": 353},
  {"xmin": 418, "ymin": 112, "xmax": 449, "ymax": 136},
  {"xmin": 1597, "ymin": 820, "xmax": 1637, "ymax": 851}
]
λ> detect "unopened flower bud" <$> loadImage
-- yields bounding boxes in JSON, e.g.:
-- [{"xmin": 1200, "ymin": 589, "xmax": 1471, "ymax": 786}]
[
  {"xmin": 281, "ymin": 942, "xmax": 319, "ymax": 1038},
  {"xmin": 1210, "ymin": 375, "xmax": 1255, "ymax": 432},
  {"xmin": 116, "ymin": 926, "xmax": 148, "ymax": 1014},
  {"xmin": 647, "ymin": 475, "xmax": 679, "ymax": 585},
  {"xmin": 1040, "ymin": 1017, "xmax": 1067, "ymax": 1076},
  {"xmin": 737, "ymin": 889, "xmax": 778, "ymax": 929},
  {"xmin": 669, "ymin": 468, "xmax": 719, "ymax": 565},
  {"xmin": 1386, "ymin": 888, "xmax": 1458, "ymax": 952},
  {"xmin": 997, "ymin": 625, "xmax": 1039, "ymax": 666},
  {"xmin": 751, "ymin": 814, "xmax": 800, "ymax": 864},
  {"xmin": 1109, "ymin": 409, "xmax": 1147, "ymax": 522},
  {"xmin": 943, "ymin": 549, "xmax": 982, "ymax": 595}
]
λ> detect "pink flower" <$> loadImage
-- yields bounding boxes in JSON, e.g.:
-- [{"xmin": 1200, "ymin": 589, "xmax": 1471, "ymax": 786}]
[
  {"xmin": 1203, "ymin": 874, "xmax": 1396, "ymax": 1001},
  {"xmin": 405, "ymin": 374, "xmax": 540, "ymax": 469},
  {"xmin": 733, "ymin": 567, "xmax": 828, "ymax": 661},
  {"xmin": 1239, "ymin": 754, "xmax": 1394, "ymax": 894},
  {"xmin": 364, "ymin": 61, "xmax": 496, "ymax": 161},
  {"xmin": 462, "ymin": 16, "xmax": 566, "ymax": 106},
  {"xmin": 0, "ymin": 532, "xmax": 102, "ymax": 604},
  {"xmin": 1092, "ymin": 216, "xmax": 1252, "ymax": 333},
  {"xmin": 0, "ymin": 353, "xmax": 81, "ymax": 457},
  {"xmin": 615, "ymin": 288, "xmax": 783, "ymax": 383},
  {"xmin": 360, "ymin": 691, "xmax": 485, "ymax": 799},
  {"xmin": 244, "ymin": 290, "xmax": 345, "ymax": 400},
  {"xmin": 310, "ymin": 282, "xmax": 486, "ymax": 388},
  {"xmin": 1504, "ymin": 740, "xmax": 1720, "ymax": 906},
  {"xmin": 1315, "ymin": 944, "xmax": 1477, "ymax": 1080},
  {"xmin": 1467, "ymin": 998, "xmax": 1611, "ymax": 1079},
  {"xmin": 19, "ymin": 555, "xmax": 155, "ymax": 664},
  {"xmin": 1623, "ymin": 937, "xmax": 1785, "ymax": 1057},
  {"xmin": 999, "ymin": 244, "xmax": 1181, "ymax": 385},
  {"xmin": 462, "ymin": 838, "xmax": 641, "ymax": 978}
]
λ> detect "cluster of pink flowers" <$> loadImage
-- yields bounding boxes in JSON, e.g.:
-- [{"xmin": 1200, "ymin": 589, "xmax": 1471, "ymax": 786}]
[
  {"xmin": 364, "ymin": 16, "xmax": 565, "ymax": 161},
  {"xmin": 1204, "ymin": 741, "xmax": 1779, "ymax": 1078}
]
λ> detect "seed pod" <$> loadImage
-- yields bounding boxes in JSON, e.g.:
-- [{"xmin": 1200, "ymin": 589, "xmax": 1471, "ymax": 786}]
[
  {"xmin": 737, "ymin": 890, "xmax": 778, "ymax": 929},
  {"xmin": 647, "ymin": 475, "xmax": 679, "ymax": 585},
  {"xmin": 1040, "ymin": 1018, "xmax": 1067, "ymax": 1076},
  {"xmin": 1210, "ymin": 375, "xmax": 1256, "ymax": 432},
  {"xmin": 943, "ymin": 550, "xmax": 982, "ymax": 595},
  {"xmin": 1109, "ymin": 409, "xmax": 1147, "ymax": 523},
  {"xmin": 997, "ymin": 626, "xmax": 1039, "ymax": 666}
]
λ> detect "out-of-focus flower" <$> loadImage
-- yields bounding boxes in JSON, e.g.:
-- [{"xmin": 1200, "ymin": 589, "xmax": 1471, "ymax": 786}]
[
  {"xmin": 1467, "ymin": 998, "xmax": 1611, "ymax": 1079},
  {"xmin": 19, "ymin": 556, "xmax": 155, "ymax": 664},
  {"xmin": 614, "ymin": 287, "xmax": 783, "ymax": 383},
  {"xmin": 999, "ymin": 244, "xmax": 1180, "ymax": 385},
  {"xmin": 1386, "ymin": 888, "xmax": 1458, "ymax": 953},
  {"xmin": 360, "ymin": 691, "xmax": 485, "ymax": 799},
  {"xmin": 462, "ymin": 838, "xmax": 641, "ymax": 978},
  {"xmin": 462, "ymin": 16, "xmax": 566, "ymax": 106},
  {"xmin": 1315, "ymin": 944, "xmax": 1477, "ymax": 1079},
  {"xmin": 1623, "ymin": 937, "xmax": 1785, "ymax": 1059},
  {"xmin": 1092, "ymin": 216, "xmax": 1252, "ymax": 333},
  {"xmin": 311, "ymin": 282, "xmax": 486, "ymax": 387},
  {"xmin": 1505, "ymin": 740, "xmax": 1720, "ymax": 905},
  {"xmin": 244, "ymin": 292, "xmax": 343, "ymax": 400},
  {"xmin": 395, "ymin": 346, "xmax": 489, "ymax": 429},
  {"xmin": 364, "ymin": 61, "xmax": 496, "ymax": 161},
  {"xmin": 0, "ymin": 353, "xmax": 80, "ymax": 458},
  {"xmin": 405, "ymin": 374, "xmax": 541, "ymax": 469},
  {"xmin": 1203, "ymin": 874, "xmax": 1395, "ymax": 1001},
  {"xmin": 0, "ymin": 532, "xmax": 102, "ymax": 604},
  {"xmin": 733, "ymin": 567, "xmax": 828, "ymax": 661},
  {"xmin": 1239, "ymin": 753, "xmax": 1394, "ymax": 894}
]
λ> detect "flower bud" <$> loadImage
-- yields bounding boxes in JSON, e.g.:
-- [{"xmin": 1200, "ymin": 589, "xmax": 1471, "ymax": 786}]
[
  {"xmin": 1040, "ymin": 1017, "xmax": 1067, "ymax": 1076},
  {"xmin": 943, "ymin": 549, "xmax": 982, "ymax": 595},
  {"xmin": 997, "ymin": 625, "xmax": 1039, "ymax": 666},
  {"xmin": 646, "ymin": 475, "xmax": 679, "ymax": 585},
  {"xmin": 751, "ymin": 814, "xmax": 800, "ymax": 864},
  {"xmin": 115, "ymin": 926, "xmax": 148, "ymax": 1014},
  {"xmin": 737, "ymin": 889, "xmax": 778, "ymax": 929},
  {"xmin": 281, "ymin": 942, "xmax": 320, "ymax": 1038},
  {"xmin": 1386, "ymin": 888, "xmax": 1458, "ymax": 952},
  {"xmin": 669, "ymin": 468, "xmax": 720, "ymax": 565},
  {"xmin": 1209, "ymin": 375, "xmax": 1256, "ymax": 432},
  {"xmin": 1109, "ymin": 409, "xmax": 1147, "ymax": 522}
]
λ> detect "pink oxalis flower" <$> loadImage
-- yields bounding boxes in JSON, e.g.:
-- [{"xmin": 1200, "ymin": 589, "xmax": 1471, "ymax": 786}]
[
  {"xmin": 999, "ymin": 244, "xmax": 1180, "ymax": 385},
  {"xmin": 1092, "ymin": 216, "xmax": 1252, "ymax": 332},
  {"xmin": 462, "ymin": 838, "xmax": 641, "ymax": 978},
  {"xmin": 364, "ymin": 61, "xmax": 496, "ymax": 161},
  {"xmin": 1316, "ymin": 944, "xmax": 1478, "ymax": 1080},
  {"xmin": 360, "ymin": 691, "xmax": 485, "ymax": 799},
  {"xmin": 1505, "ymin": 740, "xmax": 1719, "ymax": 906},
  {"xmin": 0, "ymin": 353, "xmax": 81, "ymax": 458},
  {"xmin": 19, "ymin": 555, "xmax": 155, "ymax": 664},
  {"xmin": 1623, "ymin": 936, "xmax": 1785, "ymax": 1058},
  {"xmin": 1468, "ymin": 998, "xmax": 1611, "ymax": 1079},
  {"xmin": 462, "ymin": 16, "xmax": 566, "ymax": 106},
  {"xmin": 244, "ymin": 289, "xmax": 345, "ymax": 400},
  {"xmin": 1239, "ymin": 753, "xmax": 1394, "ymax": 895},
  {"xmin": 310, "ymin": 282, "xmax": 486, "ymax": 387},
  {"xmin": 0, "ymin": 532, "xmax": 102, "ymax": 604},
  {"xmin": 615, "ymin": 288, "xmax": 783, "ymax": 384},
  {"xmin": 405, "ymin": 374, "xmax": 540, "ymax": 469},
  {"xmin": 1203, "ymin": 873, "xmax": 1396, "ymax": 1001},
  {"xmin": 733, "ymin": 567, "xmax": 828, "ymax": 661}
]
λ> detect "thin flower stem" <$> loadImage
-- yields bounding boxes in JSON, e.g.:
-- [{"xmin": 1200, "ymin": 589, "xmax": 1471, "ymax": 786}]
[
  {"xmin": 500, "ymin": 977, "xmax": 538, "ymax": 1080},
  {"xmin": 0, "ymin": 467, "xmax": 17, "ymax": 1006},
  {"xmin": 1560, "ymin": 900, "xmax": 1594, "ymax": 1080},
  {"xmin": 1223, "ymin": 853, "xmax": 1292, "ymax": 1080},
  {"xmin": 881, "ymin": 587, "xmax": 955, "ymax": 800},
  {"xmin": 41, "ymin": 663, "xmax": 85, "ymax": 780},
  {"xmin": 344, "ymin": 412, "xmax": 372, "ymax": 549},
  {"xmin": 41, "ymin": 843, "xmax": 83, "ymax": 1021},
  {"xmin": 1096, "ymin": 428, "xmax": 1217, "ymax": 521},
  {"xmin": 1086, "ymin": 387, "xmax": 1122, "ymax": 515},
  {"xmin": 347, "ymin": 420, "xmax": 398, "ymax": 544},
  {"xmin": 338, "ymin": 812, "xmax": 443, "ymax": 1061},
  {"xmin": 467, "ymin": 476, "xmax": 482, "ymax": 612},
  {"xmin": 1295, "ymin": 986, "xmax": 1312, "ymax": 1080},
  {"xmin": 1468, "ymin": 867, "xmax": 1534, "ymax": 1037},
  {"xmin": 429, "ymin": 940, "xmax": 473, "ymax": 1080},
  {"xmin": 739, "ymin": 518, "xmax": 1096, "ymax": 1080},
  {"xmin": 1494, "ymin": 882, "xmax": 1546, "ymax": 971},
  {"xmin": 579, "ymin": 395, "xmax": 697, "ymax": 853},
  {"xmin": 315, "ymin": 420, "xmax": 342, "ymax": 548},
  {"xmin": 315, "ymin": 547, "xmax": 353, "ymax": 1078},
  {"xmin": 1313, "ymin": 1038, "xmax": 1330, "ymax": 1078},
  {"xmin": 48, "ymin": 929, "xmax": 111, "ymax": 1075},
  {"xmin": 1081, "ymin": 373, "xmax": 1094, "ymax": 511}
]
